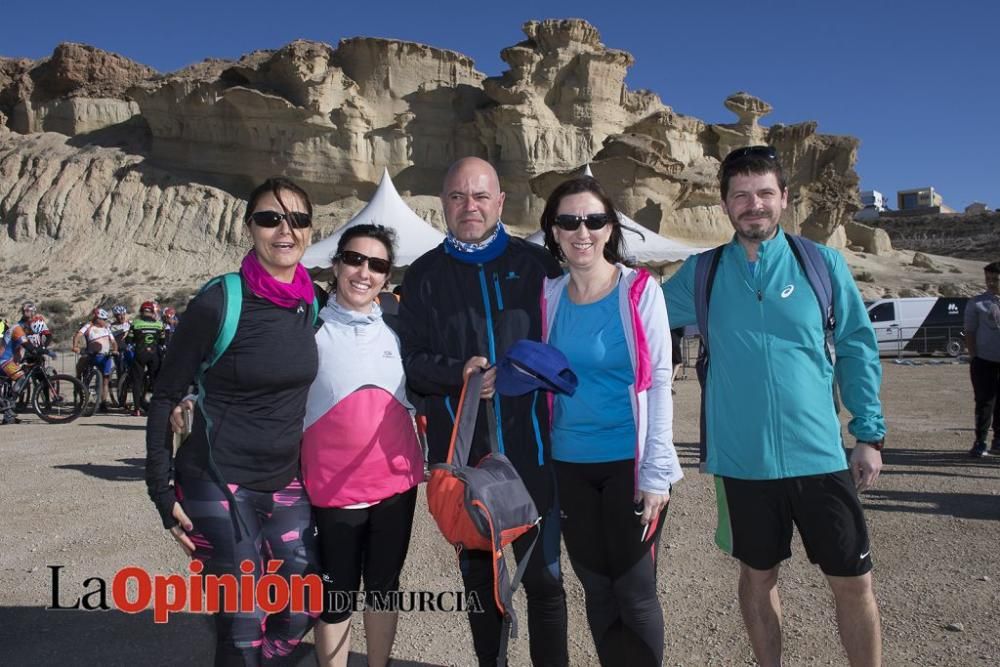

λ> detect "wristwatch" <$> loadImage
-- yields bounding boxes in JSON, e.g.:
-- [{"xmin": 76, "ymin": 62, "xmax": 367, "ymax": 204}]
[{"xmin": 857, "ymin": 439, "xmax": 884, "ymax": 451}]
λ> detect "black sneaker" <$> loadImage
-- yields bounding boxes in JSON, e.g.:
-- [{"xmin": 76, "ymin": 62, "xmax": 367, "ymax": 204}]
[
  {"xmin": 969, "ymin": 442, "xmax": 988, "ymax": 458},
  {"xmin": 2, "ymin": 417, "xmax": 22, "ymax": 425},
  {"xmin": 98, "ymin": 402, "xmax": 110, "ymax": 414}
]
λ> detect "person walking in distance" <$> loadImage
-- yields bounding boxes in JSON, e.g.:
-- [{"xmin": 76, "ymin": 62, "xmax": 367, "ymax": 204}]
[{"xmin": 965, "ymin": 261, "xmax": 1000, "ymax": 457}]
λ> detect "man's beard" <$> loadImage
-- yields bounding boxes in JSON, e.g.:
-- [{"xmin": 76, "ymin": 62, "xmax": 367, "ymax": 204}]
[{"xmin": 734, "ymin": 211, "xmax": 779, "ymax": 242}]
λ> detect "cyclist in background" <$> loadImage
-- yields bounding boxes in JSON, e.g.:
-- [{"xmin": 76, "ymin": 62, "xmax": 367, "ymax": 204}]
[
  {"xmin": 72, "ymin": 308, "xmax": 118, "ymax": 413},
  {"xmin": 110, "ymin": 305, "xmax": 134, "ymax": 407},
  {"xmin": 162, "ymin": 307, "xmax": 179, "ymax": 346},
  {"xmin": 0, "ymin": 318, "xmax": 19, "ymax": 425},
  {"xmin": 9, "ymin": 317, "xmax": 51, "ymax": 363},
  {"xmin": 126, "ymin": 301, "xmax": 167, "ymax": 416},
  {"xmin": 15, "ymin": 302, "xmax": 52, "ymax": 353}
]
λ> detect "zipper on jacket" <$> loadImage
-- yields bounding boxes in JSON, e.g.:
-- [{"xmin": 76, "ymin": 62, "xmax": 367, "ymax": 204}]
[
  {"xmin": 477, "ymin": 265, "xmax": 506, "ymax": 455},
  {"xmin": 530, "ymin": 391, "xmax": 544, "ymax": 465},
  {"xmin": 492, "ymin": 272, "xmax": 505, "ymax": 311},
  {"xmin": 756, "ymin": 247, "xmax": 786, "ymax": 477}
]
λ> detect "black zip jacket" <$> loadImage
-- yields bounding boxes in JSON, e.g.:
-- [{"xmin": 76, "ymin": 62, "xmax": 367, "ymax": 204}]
[
  {"xmin": 398, "ymin": 238, "xmax": 563, "ymax": 511},
  {"xmin": 145, "ymin": 277, "xmax": 319, "ymax": 528}
]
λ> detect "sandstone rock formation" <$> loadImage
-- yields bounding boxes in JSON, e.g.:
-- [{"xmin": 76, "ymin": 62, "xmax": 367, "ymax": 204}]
[
  {"xmin": 844, "ymin": 220, "xmax": 892, "ymax": 256},
  {"xmin": 129, "ymin": 38, "xmax": 486, "ymax": 202},
  {"xmin": 3, "ymin": 18, "xmax": 947, "ymax": 321},
  {"xmin": 1, "ymin": 43, "xmax": 154, "ymax": 136}
]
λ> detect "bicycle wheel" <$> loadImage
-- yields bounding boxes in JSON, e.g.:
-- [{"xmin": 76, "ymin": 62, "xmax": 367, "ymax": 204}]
[
  {"xmin": 116, "ymin": 373, "xmax": 132, "ymax": 409},
  {"xmin": 32, "ymin": 373, "xmax": 86, "ymax": 424},
  {"xmin": 14, "ymin": 377, "xmax": 31, "ymax": 412},
  {"xmin": 81, "ymin": 369, "xmax": 100, "ymax": 417}
]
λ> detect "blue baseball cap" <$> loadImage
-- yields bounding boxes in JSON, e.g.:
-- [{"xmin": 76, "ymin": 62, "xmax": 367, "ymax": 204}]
[{"xmin": 495, "ymin": 340, "xmax": 578, "ymax": 397}]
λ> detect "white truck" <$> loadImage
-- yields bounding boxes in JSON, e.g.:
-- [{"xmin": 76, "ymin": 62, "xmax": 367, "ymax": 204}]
[{"xmin": 865, "ymin": 297, "xmax": 968, "ymax": 356}]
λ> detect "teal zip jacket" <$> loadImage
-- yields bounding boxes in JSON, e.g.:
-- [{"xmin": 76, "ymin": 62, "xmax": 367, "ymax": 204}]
[{"xmin": 663, "ymin": 229, "xmax": 886, "ymax": 480}]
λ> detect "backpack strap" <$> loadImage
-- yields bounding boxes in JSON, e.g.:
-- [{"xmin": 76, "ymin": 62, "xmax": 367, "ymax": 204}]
[
  {"xmin": 496, "ymin": 526, "xmax": 540, "ymax": 666},
  {"xmin": 785, "ymin": 234, "xmax": 836, "ymax": 365},
  {"xmin": 785, "ymin": 234, "xmax": 840, "ymax": 412},
  {"xmin": 447, "ymin": 370, "xmax": 484, "ymax": 467},
  {"xmin": 693, "ymin": 246, "xmax": 724, "ymax": 468},
  {"xmin": 694, "ymin": 246, "xmax": 725, "ymax": 358},
  {"xmin": 206, "ymin": 273, "xmax": 243, "ymax": 371}
]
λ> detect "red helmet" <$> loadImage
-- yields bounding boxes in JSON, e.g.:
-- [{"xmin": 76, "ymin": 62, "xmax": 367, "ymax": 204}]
[{"xmin": 140, "ymin": 301, "xmax": 156, "ymax": 313}]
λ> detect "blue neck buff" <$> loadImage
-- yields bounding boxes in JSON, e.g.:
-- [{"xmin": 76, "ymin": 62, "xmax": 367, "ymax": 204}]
[{"xmin": 444, "ymin": 221, "xmax": 510, "ymax": 264}]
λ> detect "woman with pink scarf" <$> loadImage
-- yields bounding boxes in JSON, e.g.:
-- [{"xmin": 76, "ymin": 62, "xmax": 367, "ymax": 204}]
[{"xmin": 145, "ymin": 177, "xmax": 320, "ymax": 666}]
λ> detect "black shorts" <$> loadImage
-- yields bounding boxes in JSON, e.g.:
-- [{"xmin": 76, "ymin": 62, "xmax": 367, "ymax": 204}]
[
  {"xmin": 314, "ymin": 486, "xmax": 418, "ymax": 623},
  {"xmin": 714, "ymin": 470, "xmax": 872, "ymax": 577},
  {"xmin": 670, "ymin": 328, "xmax": 684, "ymax": 368}
]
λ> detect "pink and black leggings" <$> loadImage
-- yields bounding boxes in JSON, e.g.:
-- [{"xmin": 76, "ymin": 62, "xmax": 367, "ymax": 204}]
[{"xmin": 176, "ymin": 475, "xmax": 319, "ymax": 667}]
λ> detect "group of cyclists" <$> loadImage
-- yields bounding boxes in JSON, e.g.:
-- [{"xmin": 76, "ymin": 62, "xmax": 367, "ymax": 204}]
[
  {"xmin": 0, "ymin": 302, "xmax": 54, "ymax": 424},
  {"xmin": 0, "ymin": 300, "xmax": 179, "ymax": 423}
]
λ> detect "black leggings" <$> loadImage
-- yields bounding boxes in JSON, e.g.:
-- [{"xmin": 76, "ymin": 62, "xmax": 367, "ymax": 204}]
[
  {"xmin": 177, "ymin": 476, "xmax": 319, "ymax": 667},
  {"xmin": 970, "ymin": 356, "xmax": 1000, "ymax": 445},
  {"xmin": 314, "ymin": 487, "xmax": 418, "ymax": 624},
  {"xmin": 555, "ymin": 459, "xmax": 668, "ymax": 667},
  {"xmin": 459, "ymin": 498, "xmax": 568, "ymax": 667},
  {"xmin": 131, "ymin": 347, "xmax": 160, "ymax": 410}
]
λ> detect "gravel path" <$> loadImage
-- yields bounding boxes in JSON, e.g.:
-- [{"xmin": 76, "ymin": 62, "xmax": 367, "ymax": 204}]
[{"xmin": 2, "ymin": 361, "xmax": 998, "ymax": 666}]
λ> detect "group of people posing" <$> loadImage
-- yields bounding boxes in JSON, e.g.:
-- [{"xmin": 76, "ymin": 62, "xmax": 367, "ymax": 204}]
[{"xmin": 145, "ymin": 147, "xmax": 888, "ymax": 667}]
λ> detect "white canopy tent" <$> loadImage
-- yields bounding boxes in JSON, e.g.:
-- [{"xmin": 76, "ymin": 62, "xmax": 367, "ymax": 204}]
[{"xmin": 302, "ymin": 168, "xmax": 444, "ymax": 269}]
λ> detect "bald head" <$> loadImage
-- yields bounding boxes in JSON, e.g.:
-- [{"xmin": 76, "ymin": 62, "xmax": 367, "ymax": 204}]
[
  {"xmin": 443, "ymin": 157, "xmax": 500, "ymax": 194},
  {"xmin": 441, "ymin": 157, "xmax": 506, "ymax": 243}
]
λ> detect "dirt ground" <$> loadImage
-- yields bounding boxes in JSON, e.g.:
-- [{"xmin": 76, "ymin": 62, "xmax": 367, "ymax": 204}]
[{"xmin": 1, "ymin": 360, "xmax": 998, "ymax": 666}]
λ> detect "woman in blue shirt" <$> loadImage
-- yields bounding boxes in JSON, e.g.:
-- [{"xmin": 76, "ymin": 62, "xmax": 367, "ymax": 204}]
[{"xmin": 539, "ymin": 176, "xmax": 682, "ymax": 666}]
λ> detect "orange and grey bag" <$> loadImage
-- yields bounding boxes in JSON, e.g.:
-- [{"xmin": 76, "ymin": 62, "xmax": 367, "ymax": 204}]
[{"xmin": 426, "ymin": 369, "xmax": 541, "ymax": 665}]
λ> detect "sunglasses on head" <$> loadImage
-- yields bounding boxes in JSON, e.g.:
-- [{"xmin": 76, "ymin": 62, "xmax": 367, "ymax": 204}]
[
  {"xmin": 723, "ymin": 145, "xmax": 778, "ymax": 164},
  {"xmin": 335, "ymin": 250, "xmax": 392, "ymax": 274},
  {"xmin": 247, "ymin": 210, "xmax": 312, "ymax": 229},
  {"xmin": 553, "ymin": 213, "xmax": 612, "ymax": 231}
]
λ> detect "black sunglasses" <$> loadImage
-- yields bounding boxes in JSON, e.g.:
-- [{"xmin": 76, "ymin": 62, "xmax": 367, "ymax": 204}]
[
  {"xmin": 553, "ymin": 213, "xmax": 612, "ymax": 232},
  {"xmin": 247, "ymin": 210, "xmax": 313, "ymax": 229},
  {"xmin": 722, "ymin": 145, "xmax": 778, "ymax": 164},
  {"xmin": 335, "ymin": 250, "xmax": 392, "ymax": 274}
]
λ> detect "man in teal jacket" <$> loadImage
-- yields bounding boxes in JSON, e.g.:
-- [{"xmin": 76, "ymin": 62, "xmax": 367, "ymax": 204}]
[{"xmin": 664, "ymin": 146, "xmax": 886, "ymax": 667}]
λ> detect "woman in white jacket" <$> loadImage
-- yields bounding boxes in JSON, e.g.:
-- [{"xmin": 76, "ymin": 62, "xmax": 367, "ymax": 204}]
[
  {"xmin": 302, "ymin": 224, "xmax": 424, "ymax": 667},
  {"xmin": 539, "ymin": 176, "xmax": 683, "ymax": 666}
]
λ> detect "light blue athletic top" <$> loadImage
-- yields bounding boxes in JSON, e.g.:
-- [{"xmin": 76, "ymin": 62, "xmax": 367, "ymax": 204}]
[{"xmin": 550, "ymin": 286, "xmax": 636, "ymax": 463}]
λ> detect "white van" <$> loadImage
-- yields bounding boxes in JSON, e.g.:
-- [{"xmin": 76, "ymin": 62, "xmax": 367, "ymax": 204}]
[{"xmin": 865, "ymin": 297, "xmax": 968, "ymax": 356}]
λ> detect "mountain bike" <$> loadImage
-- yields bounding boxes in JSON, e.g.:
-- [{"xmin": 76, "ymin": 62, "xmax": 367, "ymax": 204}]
[
  {"xmin": 78, "ymin": 352, "xmax": 116, "ymax": 416},
  {"xmin": 117, "ymin": 363, "xmax": 155, "ymax": 413},
  {"xmin": 1, "ymin": 351, "xmax": 86, "ymax": 424}
]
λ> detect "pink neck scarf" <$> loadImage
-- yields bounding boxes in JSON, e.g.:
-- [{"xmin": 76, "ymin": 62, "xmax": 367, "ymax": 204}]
[{"xmin": 240, "ymin": 250, "xmax": 315, "ymax": 309}]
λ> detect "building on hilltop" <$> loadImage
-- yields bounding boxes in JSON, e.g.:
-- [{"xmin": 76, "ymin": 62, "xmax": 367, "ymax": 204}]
[
  {"xmin": 861, "ymin": 190, "xmax": 888, "ymax": 211},
  {"xmin": 965, "ymin": 202, "xmax": 990, "ymax": 214},
  {"xmin": 888, "ymin": 186, "xmax": 955, "ymax": 217}
]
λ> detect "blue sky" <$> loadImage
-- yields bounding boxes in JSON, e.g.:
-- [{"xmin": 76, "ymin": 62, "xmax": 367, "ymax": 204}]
[{"xmin": 6, "ymin": 0, "xmax": 997, "ymax": 209}]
